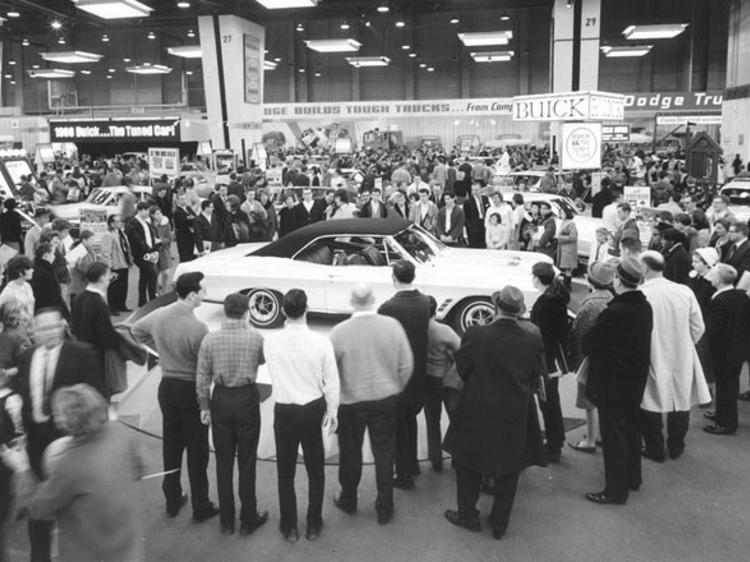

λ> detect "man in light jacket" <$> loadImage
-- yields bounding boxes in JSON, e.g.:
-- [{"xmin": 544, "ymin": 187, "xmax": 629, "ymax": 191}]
[{"xmin": 639, "ymin": 251, "xmax": 710, "ymax": 462}]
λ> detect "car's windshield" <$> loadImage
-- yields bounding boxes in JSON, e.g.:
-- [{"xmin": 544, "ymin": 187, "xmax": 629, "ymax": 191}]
[
  {"xmin": 86, "ymin": 188, "xmax": 115, "ymax": 205},
  {"xmin": 548, "ymin": 197, "xmax": 579, "ymax": 217},
  {"xmin": 393, "ymin": 225, "xmax": 445, "ymax": 264},
  {"xmin": 722, "ymin": 187, "xmax": 750, "ymax": 206}
]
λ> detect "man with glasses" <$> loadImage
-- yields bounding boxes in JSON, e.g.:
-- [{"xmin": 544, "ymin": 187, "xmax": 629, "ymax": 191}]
[
  {"xmin": 725, "ymin": 222, "xmax": 750, "ymax": 291},
  {"xmin": 133, "ymin": 272, "xmax": 219, "ymax": 523}
]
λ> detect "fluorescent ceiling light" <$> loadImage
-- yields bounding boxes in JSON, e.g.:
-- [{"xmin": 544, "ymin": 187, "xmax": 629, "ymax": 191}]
[
  {"xmin": 264, "ymin": 60, "xmax": 277, "ymax": 70},
  {"xmin": 601, "ymin": 45, "xmax": 653, "ymax": 57},
  {"xmin": 27, "ymin": 68, "xmax": 76, "ymax": 79},
  {"xmin": 167, "ymin": 45, "xmax": 202, "ymax": 58},
  {"xmin": 458, "ymin": 31, "xmax": 513, "ymax": 47},
  {"xmin": 346, "ymin": 56, "xmax": 390, "ymax": 68},
  {"xmin": 255, "ymin": 0, "xmax": 318, "ymax": 8},
  {"xmin": 126, "ymin": 63, "xmax": 172, "ymax": 74},
  {"xmin": 75, "ymin": 0, "xmax": 153, "ymax": 19},
  {"xmin": 622, "ymin": 23, "xmax": 688, "ymax": 40},
  {"xmin": 305, "ymin": 39, "xmax": 361, "ymax": 53},
  {"xmin": 470, "ymin": 50, "xmax": 515, "ymax": 62},
  {"xmin": 41, "ymin": 51, "xmax": 103, "ymax": 64}
]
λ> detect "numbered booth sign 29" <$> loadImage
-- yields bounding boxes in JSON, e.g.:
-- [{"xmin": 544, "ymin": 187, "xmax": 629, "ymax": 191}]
[{"xmin": 561, "ymin": 122, "xmax": 602, "ymax": 170}]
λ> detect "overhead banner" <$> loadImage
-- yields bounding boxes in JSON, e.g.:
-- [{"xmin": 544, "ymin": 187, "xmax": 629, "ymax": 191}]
[
  {"xmin": 49, "ymin": 118, "xmax": 181, "ymax": 143},
  {"xmin": 623, "ymin": 91, "xmax": 723, "ymax": 112},
  {"xmin": 512, "ymin": 91, "xmax": 625, "ymax": 122},
  {"xmin": 264, "ymin": 97, "xmax": 514, "ymax": 121},
  {"xmin": 561, "ymin": 122, "xmax": 602, "ymax": 170}
]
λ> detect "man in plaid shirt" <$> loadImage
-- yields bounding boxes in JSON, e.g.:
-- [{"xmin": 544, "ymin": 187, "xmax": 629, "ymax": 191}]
[{"xmin": 197, "ymin": 293, "xmax": 268, "ymax": 537}]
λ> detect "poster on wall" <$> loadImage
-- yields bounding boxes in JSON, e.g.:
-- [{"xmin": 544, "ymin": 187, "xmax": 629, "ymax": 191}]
[
  {"xmin": 148, "ymin": 148, "xmax": 180, "ymax": 183},
  {"xmin": 244, "ymin": 33, "xmax": 261, "ymax": 104},
  {"xmin": 560, "ymin": 122, "xmax": 602, "ymax": 170}
]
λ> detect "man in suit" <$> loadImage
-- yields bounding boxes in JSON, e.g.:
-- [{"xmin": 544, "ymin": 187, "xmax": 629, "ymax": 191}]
[
  {"xmin": 126, "ymin": 201, "xmax": 159, "ymax": 307},
  {"xmin": 31, "ymin": 242, "xmax": 68, "ymax": 317},
  {"xmin": 436, "ymin": 193, "xmax": 465, "ymax": 246},
  {"xmin": 71, "ymin": 262, "xmax": 121, "ymax": 394},
  {"xmin": 661, "ymin": 228, "xmax": 691, "ymax": 285},
  {"xmin": 293, "ymin": 188, "xmax": 318, "ymax": 229},
  {"xmin": 100, "ymin": 215, "xmax": 132, "ymax": 313},
  {"xmin": 13, "ymin": 308, "xmax": 103, "ymax": 562},
  {"xmin": 210, "ymin": 184, "xmax": 229, "ymax": 247},
  {"xmin": 443, "ymin": 286, "xmax": 547, "ymax": 539},
  {"xmin": 408, "ymin": 188, "xmax": 438, "ymax": 235},
  {"xmin": 614, "ymin": 202, "xmax": 639, "ymax": 246},
  {"xmin": 196, "ymin": 200, "xmax": 221, "ymax": 252},
  {"xmin": 359, "ymin": 188, "xmax": 388, "ymax": 219},
  {"xmin": 583, "ymin": 257, "xmax": 653, "ymax": 505},
  {"xmin": 227, "ymin": 173, "xmax": 245, "ymax": 202},
  {"xmin": 387, "ymin": 190, "xmax": 409, "ymax": 220},
  {"xmin": 174, "ymin": 192, "xmax": 201, "ymax": 263},
  {"xmin": 463, "ymin": 181, "xmax": 489, "ymax": 248},
  {"xmin": 311, "ymin": 190, "xmax": 334, "ymax": 223},
  {"xmin": 378, "ymin": 261, "xmax": 431, "ymax": 490},
  {"xmin": 704, "ymin": 264, "xmax": 750, "ymax": 435},
  {"xmin": 726, "ymin": 221, "xmax": 750, "ymax": 291}
]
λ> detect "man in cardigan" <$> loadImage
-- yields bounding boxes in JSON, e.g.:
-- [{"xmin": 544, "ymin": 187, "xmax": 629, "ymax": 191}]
[{"xmin": 330, "ymin": 284, "xmax": 413, "ymax": 524}]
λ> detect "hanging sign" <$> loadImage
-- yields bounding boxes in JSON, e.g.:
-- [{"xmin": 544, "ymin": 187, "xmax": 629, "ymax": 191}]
[{"xmin": 561, "ymin": 122, "xmax": 602, "ymax": 170}]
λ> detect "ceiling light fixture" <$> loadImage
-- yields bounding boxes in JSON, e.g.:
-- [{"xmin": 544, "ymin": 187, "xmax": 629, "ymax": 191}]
[
  {"xmin": 186, "ymin": 29, "xmax": 195, "ymax": 38},
  {"xmin": 107, "ymin": 75, "xmax": 112, "ymax": 79},
  {"xmin": 255, "ymin": 0, "xmax": 318, "ymax": 8},
  {"xmin": 427, "ymin": 66, "xmax": 434, "ymax": 72},
  {"xmin": 7, "ymin": 61, "xmax": 14, "ymax": 66},
  {"xmin": 176, "ymin": 1, "xmax": 190, "ymax": 7},
  {"xmin": 470, "ymin": 50, "xmax": 515, "ymax": 62},
  {"xmin": 395, "ymin": 20, "xmax": 405, "ymax": 28},
  {"xmin": 51, "ymin": 20, "xmax": 62, "ymax": 30},
  {"xmin": 41, "ymin": 51, "xmax": 103, "ymax": 64},
  {"xmin": 22, "ymin": 38, "xmax": 29, "ymax": 47},
  {"xmin": 263, "ymin": 60, "xmax": 277, "ymax": 70},
  {"xmin": 274, "ymin": 57, "xmax": 282, "ymax": 62},
  {"xmin": 305, "ymin": 38, "xmax": 361, "ymax": 53},
  {"xmin": 185, "ymin": 70, "xmax": 193, "ymax": 75},
  {"xmin": 298, "ymin": 68, "xmax": 305, "ymax": 73},
  {"xmin": 314, "ymin": 72, "xmax": 321, "ymax": 77},
  {"xmin": 601, "ymin": 45, "xmax": 653, "ymax": 57},
  {"xmin": 3, "ymin": 75, "xmax": 10, "ymax": 79},
  {"xmin": 108, "ymin": 68, "xmax": 116, "ymax": 73},
  {"xmin": 123, "ymin": 57, "xmax": 131, "ymax": 62},
  {"xmin": 500, "ymin": 14, "xmax": 510, "ymax": 21},
  {"xmin": 102, "ymin": 34, "xmax": 110, "ymax": 42},
  {"xmin": 340, "ymin": 22, "xmax": 350, "ymax": 30},
  {"xmin": 126, "ymin": 63, "xmax": 172, "ymax": 74},
  {"xmin": 27, "ymin": 68, "xmax": 76, "ymax": 79},
  {"xmin": 458, "ymin": 30, "xmax": 513, "ymax": 47},
  {"xmin": 364, "ymin": 21, "xmax": 371, "ymax": 27},
  {"xmin": 401, "ymin": 44, "xmax": 410, "ymax": 50},
  {"xmin": 450, "ymin": 18, "xmax": 459, "ymax": 24},
  {"xmin": 622, "ymin": 23, "xmax": 688, "ymax": 40},
  {"xmin": 80, "ymin": 69, "xmax": 92, "ymax": 75},
  {"xmin": 167, "ymin": 45, "xmax": 202, "ymax": 58},
  {"xmin": 32, "ymin": 64, "xmax": 39, "ymax": 69},
  {"xmin": 419, "ymin": 63, "xmax": 426, "ymax": 68},
  {"xmin": 147, "ymin": 31, "xmax": 156, "ymax": 39},
  {"xmin": 377, "ymin": 4, "xmax": 389, "ymax": 13},
  {"xmin": 57, "ymin": 37, "xmax": 66, "ymax": 45},
  {"xmin": 75, "ymin": 0, "xmax": 153, "ymax": 19},
  {"xmin": 295, "ymin": 23, "xmax": 304, "ymax": 31},
  {"xmin": 9, "ymin": 81, "xmax": 15, "ymax": 85},
  {"xmin": 7, "ymin": 10, "xmax": 20, "ymax": 18},
  {"xmin": 408, "ymin": 52, "xmax": 417, "ymax": 58},
  {"xmin": 346, "ymin": 55, "xmax": 390, "ymax": 67}
]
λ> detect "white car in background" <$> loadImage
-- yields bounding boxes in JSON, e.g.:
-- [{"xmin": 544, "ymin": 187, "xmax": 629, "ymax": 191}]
[
  {"xmin": 174, "ymin": 218, "xmax": 552, "ymax": 335},
  {"xmin": 493, "ymin": 170, "xmax": 568, "ymax": 192},
  {"xmin": 720, "ymin": 172, "xmax": 750, "ymax": 224},
  {"xmin": 50, "ymin": 185, "xmax": 153, "ymax": 232}
]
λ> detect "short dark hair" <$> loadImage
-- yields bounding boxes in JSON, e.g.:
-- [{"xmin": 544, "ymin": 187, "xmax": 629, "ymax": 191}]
[
  {"xmin": 175, "ymin": 272, "xmax": 204, "ymax": 299},
  {"xmin": 136, "ymin": 201, "xmax": 151, "ymax": 211},
  {"xmin": 617, "ymin": 202, "xmax": 631, "ymax": 214},
  {"xmin": 39, "ymin": 230, "xmax": 59, "ymax": 244},
  {"xmin": 620, "ymin": 236, "xmax": 642, "ymax": 254},
  {"xmin": 730, "ymin": 221, "xmax": 748, "ymax": 236},
  {"xmin": 223, "ymin": 293, "xmax": 249, "ymax": 319},
  {"xmin": 51, "ymin": 218, "xmax": 71, "ymax": 232},
  {"xmin": 3, "ymin": 198, "xmax": 17, "ymax": 210},
  {"xmin": 392, "ymin": 260, "xmax": 415, "ymax": 284},
  {"xmin": 34, "ymin": 207, "xmax": 51, "ymax": 219},
  {"xmin": 674, "ymin": 213, "xmax": 691, "ymax": 227},
  {"xmin": 84, "ymin": 261, "xmax": 110, "ymax": 284},
  {"xmin": 531, "ymin": 261, "xmax": 556, "ymax": 285},
  {"xmin": 35, "ymin": 242, "xmax": 53, "ymax": 259},
  {"xmin": 427, "ymin": 295, "xmax": 437, "ymax": 317},
  {"xmin": 282, "ymin": 289, "xmax": 307, "ymax": 319},
  {"xmin": 201, "ymin": 199, "xmax": 212, "ymax": 211},
  {"xmin": 6, "ymin": 255, "xmax": 32, "ymax": 280},
  {"xmin": 107, "ymin": 214, "xmax": 118, "ymax": 228}
]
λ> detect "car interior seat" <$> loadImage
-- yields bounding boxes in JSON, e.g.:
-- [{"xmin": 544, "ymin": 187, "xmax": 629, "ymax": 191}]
[{"xmin": 297, "ymin": 243, "xmax": 333, "ymax": 265}]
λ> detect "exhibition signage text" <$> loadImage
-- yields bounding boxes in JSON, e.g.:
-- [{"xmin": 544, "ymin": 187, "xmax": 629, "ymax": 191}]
[
  {"xmin": 512, "ymin": 91, "xmax": 626, "ymax": 122},
  {"xmin": 50, "ymin": 118, "xmax": 181, "ymax": 143}
]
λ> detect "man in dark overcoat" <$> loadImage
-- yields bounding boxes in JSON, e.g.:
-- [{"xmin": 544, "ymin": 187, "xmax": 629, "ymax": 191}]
[{"xmin": 443, "ymin": 286, "xmax": 547, "ymax": 540}]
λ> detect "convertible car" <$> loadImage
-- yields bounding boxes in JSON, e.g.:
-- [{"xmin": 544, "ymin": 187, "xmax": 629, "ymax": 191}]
[{"xmin": 174, "ymin": 218, "xmax": 552, "ymax": 334}]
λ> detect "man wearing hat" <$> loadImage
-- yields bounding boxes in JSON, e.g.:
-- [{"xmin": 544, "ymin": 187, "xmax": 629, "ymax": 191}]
[
  {"xmin": 639, "ymin": 251, "xmax": 710, "ymax": 462},
  {"xmin": 582, "ymin": 257, "xmax": 653, "ymax": 504},
  {"xmin": 661, "ymin": 227, "xmax": 691, "ymax": 285},
  {"xmin": 443, "ymin": 286, "xmax": 547, "ymax": 539}
]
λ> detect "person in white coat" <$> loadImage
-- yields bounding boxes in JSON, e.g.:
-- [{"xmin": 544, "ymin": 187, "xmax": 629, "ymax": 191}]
[{"xmin": 638, "ymin": 251, "xmax": 711, "ymax": 462}]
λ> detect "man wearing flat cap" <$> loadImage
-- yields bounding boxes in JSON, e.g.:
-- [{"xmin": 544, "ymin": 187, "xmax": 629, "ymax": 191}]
[
  {"xmin": 443, "ymin": 286, "xmax": 546, "ymax": 539},
  {"xmin": 582, "ymin": 256, "xmax": 653, "ymax": 505}
]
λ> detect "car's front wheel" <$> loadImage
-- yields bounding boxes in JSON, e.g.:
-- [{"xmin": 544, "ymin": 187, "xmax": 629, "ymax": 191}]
[
  {"xmin": 452, "ymin": 298, "xmax": 495, "ymax": 335},
  {"xmin": 245, "ymin": 288, "xmax": 284, "ymax": 329}
]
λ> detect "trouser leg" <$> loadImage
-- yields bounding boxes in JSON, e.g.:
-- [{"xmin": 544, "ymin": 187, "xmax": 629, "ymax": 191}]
[
  {"xmin": 715, "ymin": 363, "xmax": 741, "ymax": 430},
  {"xmin": 137, "ymin": 264, "xmax": 148, "ymax": 307},
  {"xmin": 489, "ymin": 472, "xmax": 520, "ymax": 537},
  {"xmin": 210, "ymin": 387, "xmax": 237, "ymax": 527},
  {"xmin": 394, "ymin": 396, "xmax": 412, "ymax": 482},
  {"xmin": 666, "ymin": 411, "xmax": 690, "ymax": 457},
  {"xmin": 423, "ymin": 377, "xmax": 443, "ymax": 467},
  {"xmin": 639, "ymin": 409, "xmax": 665, "ymax": 459},
  {"xmin": 27, "ymin": 519, "xmax": 53, "ymax": 562},
  {"xmin": 300, "ymin": 398, "xmax": 326, "ymax": 528},
  {"xmin": 235, "ymin": 386, "xmax": 261, "ymax": 524},
  {"xmin": 454, "ymin": 463, "xmax": 481, "ymax": 520},
  {"xmin": 540, "ymin": 378, "xmax": 564, "ymax": 451},
  {"xmin": 158, "ymin": 378, "xmax": 186, "ymax": 507},
  {"xmin": 625, "ymin": 405, "xmax": 643, "ymax": 491},
  {"xmin": 368, "ymin": 396, "xmax": 398, "ymax": 517},
  {"xmin": 176, "ymin": 381, "xmax": 211, "ymax": 513},
  {"xmin": 599, "ymin": 405, "xmax": 629, "ymax": 499},
  {"xmin": 337, "ymin": 404, "xmax": 365, "ymax": 510},
  {"xmin": 274, "ymin": 403, "xmax": 300, "ymax": 533}
]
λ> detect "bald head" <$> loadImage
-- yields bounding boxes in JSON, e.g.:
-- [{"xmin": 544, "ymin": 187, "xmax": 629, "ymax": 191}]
[{"xmin": 350, "ymin": 284, "xmax": 375, "ymax": 311}]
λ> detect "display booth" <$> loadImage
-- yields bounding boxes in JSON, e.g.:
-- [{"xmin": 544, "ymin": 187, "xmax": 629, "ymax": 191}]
[
  {"xmin": 686, "ymin": 131, "xmax": 722, "ymax": 184},
  {"xmin": 0, "ymin": 149, "xmax": 36, "ymax": 198}
]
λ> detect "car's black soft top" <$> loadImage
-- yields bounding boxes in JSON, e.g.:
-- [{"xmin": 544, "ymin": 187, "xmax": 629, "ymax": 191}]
[{"xmin": 251, "ymin": 218, "xmax": 413, "ymax": 258}]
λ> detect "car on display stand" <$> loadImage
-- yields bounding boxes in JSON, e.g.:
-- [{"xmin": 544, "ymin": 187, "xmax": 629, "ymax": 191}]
[
  {"xmin": 493, "ymin": 170, "xmax": 568, "ymax": 192},
  {"xmin": 173, "ymin": 218, "xmax": 552, "ymax": 335},
  {"xmin": 719, "ymin": 171, "xmax": 750, "ymax": 223},
  {"xmin": 50, "ymin": 185, "xmax": 153, "ymax": 234}
]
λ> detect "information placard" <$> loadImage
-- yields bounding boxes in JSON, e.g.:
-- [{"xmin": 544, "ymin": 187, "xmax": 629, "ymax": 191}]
[
  {"xmin": 560, "ymin": 122, "xmax": 602, "ymax": 170},
  {"xmin": 148, "ymin": 148, "xmax": 180, "ymax": 183}
]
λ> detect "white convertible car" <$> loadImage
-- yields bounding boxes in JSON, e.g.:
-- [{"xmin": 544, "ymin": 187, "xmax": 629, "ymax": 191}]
[{"xmin": 174, "ymin": 218, "xmax": 552, "ymax": 334}]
